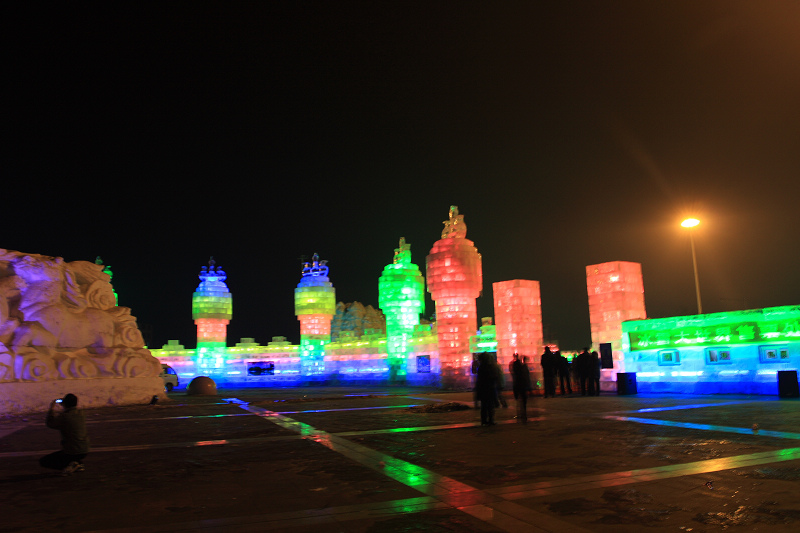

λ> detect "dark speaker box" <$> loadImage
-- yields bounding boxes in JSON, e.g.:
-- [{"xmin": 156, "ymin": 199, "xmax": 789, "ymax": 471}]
[
  {"xmin": 617, "ymin": 372, "xmax": 637, "ymax": 395},
  {"xmin": 778, "ymin": 370, "xmax": 799, "ymax": 398}
]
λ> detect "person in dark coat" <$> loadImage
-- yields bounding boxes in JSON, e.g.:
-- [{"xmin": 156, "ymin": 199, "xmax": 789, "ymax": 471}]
[
  {"xmin": 471, "ymin": 353, "xmax": 480, "ymax": 409},
  {"xmin": 40, "ymin": 393, "xmax": 90, "ymax": 475},
  {"xmin": 493, "ymin": 353, "xmax": 508, "ymax": 409},
  {"xmin": 591, "ymin": 351, "xmax": 601, "ymax": 395},
  {"xmin": 556, "ymin": 350, "xmax": 572, "ymax": 395},
  {"xmin": 575, "ymin": 348, "xmax": 592, "ymax": 396},
  {"xmin": 475, "ymin": 352, "xmax": 498, "ymax": 426},
  {"xmin": 510, "ymin": 353, "xmax": 531, "ymax": 422},
  {"xmin": 540, "ymin": 346, "xmax": 557, "ymax": 398}
]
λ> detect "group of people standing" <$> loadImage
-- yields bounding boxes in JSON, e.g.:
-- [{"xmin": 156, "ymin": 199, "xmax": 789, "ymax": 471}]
[
  {"xmin": 472, "ymin": 346, "xmax": 603, "ymax": 426},
  {"xmin": 541, "ymin": 346, "xmax": 602, "ymax": 397}
]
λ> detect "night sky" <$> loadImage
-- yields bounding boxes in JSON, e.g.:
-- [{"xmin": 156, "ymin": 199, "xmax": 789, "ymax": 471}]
[{"xmin": 6, "ymin": 2, "xmax": 800, "ymax": 351}]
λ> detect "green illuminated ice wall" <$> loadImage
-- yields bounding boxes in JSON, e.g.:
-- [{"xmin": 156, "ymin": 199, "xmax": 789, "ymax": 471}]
[
  {"xmin": 624, "ymin": 306, "xmax": 800, "ymax": 351},
  {"xmin": 622, "ymin": 305, "xmax": 800, "ymax": 394}
]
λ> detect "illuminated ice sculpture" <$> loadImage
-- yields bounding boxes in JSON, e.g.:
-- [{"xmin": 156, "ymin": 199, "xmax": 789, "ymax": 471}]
[
  {"xmin": 379, "ymin": 238, "xmax": 425, "ymax": 381},
  {"xmin": 295, "ymin": 254, "xmax": 336, "ymax": 379},
  {"xmin": 95, "ymin": 257, "xmax": 118, "ymax": 306},
  {"xmin": 493, "ymin": 280, "xmax": 543, "ymax": 367},
  {"xmin": 622, "ymin": 305, "xmax": 800, "ymax": 394},
  {"xmin": 586, "ymin": 261, "xmax": 647, "ymax": 383},
  {"xmin": 192, "ymin": 258, "xmax": 233, "ymax": 371},
  {"xmin": 470, "ymin": 317, "xmax": 498, "ymax": 354},
  {"xmin": 426, "ymin": 206, "xmax": 482, "ymax": 387}
]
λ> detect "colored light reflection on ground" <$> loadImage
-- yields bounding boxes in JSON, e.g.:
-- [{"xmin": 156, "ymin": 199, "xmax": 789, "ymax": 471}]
[
  {"xmin": 604, "ymin": 415, "xmax": 800, "ymax": 440},
  {"xmin": 9, "ymin": 390, "xmax": 800, "ymax": 532}
]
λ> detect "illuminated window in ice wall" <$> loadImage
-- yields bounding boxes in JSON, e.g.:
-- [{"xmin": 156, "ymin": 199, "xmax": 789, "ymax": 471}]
[
  {"xmin": 658, "ymin": 350, "xmax": 680, "ymax": 366},
  {"xmin": 759, "ymin": 345, "xmax": 790, "ymax": 363},
  {"xmin": 706, "ymin": 348, "xmax": 731, "ymax": 364}
]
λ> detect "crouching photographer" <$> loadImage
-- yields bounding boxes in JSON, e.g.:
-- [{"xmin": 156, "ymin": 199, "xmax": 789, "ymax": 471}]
[{"xmin": 40, "ymin": 393, "xmax": 90, "ymax": 476}]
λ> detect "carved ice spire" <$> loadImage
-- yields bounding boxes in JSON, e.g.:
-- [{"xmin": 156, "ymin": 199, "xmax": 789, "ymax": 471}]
[{"xmin": 441, "ymin": 205, "xmax": 467, "ymax": 239}]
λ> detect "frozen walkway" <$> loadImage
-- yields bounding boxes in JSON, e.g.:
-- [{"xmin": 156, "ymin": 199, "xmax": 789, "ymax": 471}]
[{"xmin": 2, "ymin": 388, "xmax": 800, "ymax": 532}]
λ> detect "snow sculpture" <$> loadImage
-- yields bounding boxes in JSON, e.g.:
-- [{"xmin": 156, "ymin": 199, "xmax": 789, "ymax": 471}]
[
  {"xmin": 586, "ymin": 261, "xmax": 647, "ymax": 376},
  {"xmin": 493, "ymin": 280, "xmax": 543, "ymax": 367},
  {"xmin": 0, "ymin": 249, "xmax": 162, "ymax": 413},
  {"xmin": 426, "ymin": 206, "xmax": 483, "ymax": 386},
  {"xmin": 295, "ymin": 254, "xmax": 335, "ymax": 378},
  {"xmin": 331, "ymin": 302, "xmax": 386, "ymax": 341},
  {"xmin": 379, "ymin": 238, "xmax": 425, "ymax": 380}
]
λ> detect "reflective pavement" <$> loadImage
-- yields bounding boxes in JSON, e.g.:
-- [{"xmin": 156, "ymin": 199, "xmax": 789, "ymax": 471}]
[{"xmin": 2, "ymin": 389, "xmax": 800, "ymax": 532}]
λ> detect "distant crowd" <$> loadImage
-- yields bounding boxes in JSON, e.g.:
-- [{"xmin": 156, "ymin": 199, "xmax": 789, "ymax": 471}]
[{"xmin": 471, "ymin": 347, "xmax": 603, "ymax": 425}]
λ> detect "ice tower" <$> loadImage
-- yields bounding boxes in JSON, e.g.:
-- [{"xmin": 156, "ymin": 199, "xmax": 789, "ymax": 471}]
[
  {"xmin": 192, "ymin": 258, "xmax": 233, "ymax": 371},
  {"xmin": 95, "ymin": 256, "xmax": 118, "ymax": 305},
  {"xmin": 586, "ymin": 261, "xmax": 647, "ymax": 377},
  {"xmin": 294, "ymin": 254, "xmax": 336, "ymax": 379},
  {"xmin": 493, "ymin": 280, "xmax": 543, "ymax": 366},
  {"xmin": 426, "ymin": 206, "xmax": 483, "ymax": 386},
  {"xmin": 379, "ymin": 238, "xmax": 425, "ymax": 381}
]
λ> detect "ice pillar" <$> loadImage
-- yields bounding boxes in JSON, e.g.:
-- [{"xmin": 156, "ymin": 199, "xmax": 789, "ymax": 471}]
[
  {"xmin": 192, "ymin": 258, "xmax": 233, "ymax": 371},
  {"xmin": 294, "ymin": 254, "xmax": 336, "ymax": 378},
  {"xmin": 379, "ymin": 238, "xmax": 425, "ymax": 381},
  {"xmin": 95, "ymin": 256, "xmax": 118, "ymax": 305},
  {"xmin": 586, "ymin": 261, "xmax": 647, "ymax": 376},
  {"xmin": 426, "ymin": 206, "xmax": 483, "ymax": 387},
  {"xmin": 493, "ymin": 280, "xmax": 543, "ymax": 367}
]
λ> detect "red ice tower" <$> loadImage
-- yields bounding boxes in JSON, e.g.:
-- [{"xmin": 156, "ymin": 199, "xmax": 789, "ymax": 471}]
[
  {"xmin": 426, "ymin": 206, "xmax": 482, "ymax": 386},
  {"xmin": 586, "ymin": 261, "xmax": 647, "ymax": 375},
  {"xmin": 493, "ymin": 280, "xmax": 543, "ymax": 367}
]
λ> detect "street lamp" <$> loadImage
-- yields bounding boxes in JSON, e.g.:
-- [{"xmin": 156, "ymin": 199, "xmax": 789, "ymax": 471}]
[{"xmin": 681, "ymin": 218, "xmax": 702, "ymax": 314}]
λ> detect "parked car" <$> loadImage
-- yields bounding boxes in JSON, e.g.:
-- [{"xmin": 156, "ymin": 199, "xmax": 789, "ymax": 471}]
[{"xmin": 160, "ymin": 364, "xmax": 179, "ymax": 392}]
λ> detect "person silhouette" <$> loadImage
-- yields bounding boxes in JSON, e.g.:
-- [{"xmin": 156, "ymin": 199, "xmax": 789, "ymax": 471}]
[
  {"xmin": 540, "ymin": 346, "xmax": 557, "ymax": 398},
  {"xmin": 591, "ymin": 351, "xmax": 601, "ymax": 395},
  {"xmin": 40, "ymin": 393, "xmax": 90, "ymax": 476},
  {"xmin": 475, "ymin": 352, "xmax": 498, "ymax": 426},
  {"xmin": 576, "ymin": 348, "xmax": 593, "ymax": 396},
  {"xmin": 556, "ymin": 350, "xmax": 572, "ymax": 395},
  {"xmin": 511, "ymin": 353, "xmax": 531, "ymax": 422}
]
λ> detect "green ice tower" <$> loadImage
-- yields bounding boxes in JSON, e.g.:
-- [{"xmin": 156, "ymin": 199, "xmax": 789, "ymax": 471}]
[
  {"xmin": 379, "ymin": 238, "xmax": 425, "ymax": 381},
  {"xmin": 95, "ymin": 257, "xmax": 118, "ymax": 305}
]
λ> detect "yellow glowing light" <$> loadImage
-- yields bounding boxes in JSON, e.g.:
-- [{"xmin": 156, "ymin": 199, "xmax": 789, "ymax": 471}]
[{"xmin": 681, "ymin": 218, "xmax": 700, "ymax": 228}]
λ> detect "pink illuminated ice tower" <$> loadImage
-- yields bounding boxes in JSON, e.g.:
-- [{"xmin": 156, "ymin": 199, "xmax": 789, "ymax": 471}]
[
  {"xmin": 493, "ymin": 280, "xmax": 543, "ymax": 368},
  {"xmin": 426, "ymin": 206, "xmax": 482, "ymax": 387},
  {"xmin": 586, "ymin": 261, "xmax": 647, "ymax": 378}
]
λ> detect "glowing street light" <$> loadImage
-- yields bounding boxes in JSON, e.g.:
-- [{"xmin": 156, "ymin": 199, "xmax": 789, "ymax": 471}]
[{"xmin": 681, "ymin": 218, "xmax": 702, "ymax": 314}]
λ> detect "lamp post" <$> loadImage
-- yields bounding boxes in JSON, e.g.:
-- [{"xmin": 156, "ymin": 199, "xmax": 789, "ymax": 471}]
[{"xmin": 680, "ymin": 218, "xmax": 702, "ymax": 314}]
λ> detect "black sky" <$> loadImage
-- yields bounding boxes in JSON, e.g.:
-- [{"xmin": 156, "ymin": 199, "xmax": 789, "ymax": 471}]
[{"xmin": 5, "ymin": 2, "xmax": 800, "ymax": 350}]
